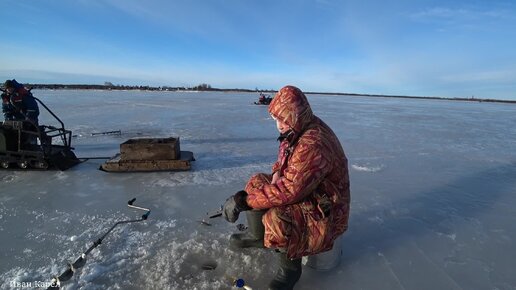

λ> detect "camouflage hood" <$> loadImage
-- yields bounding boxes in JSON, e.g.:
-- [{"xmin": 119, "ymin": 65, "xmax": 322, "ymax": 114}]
[{"xmin": 268, "ymin": 85, "xmax": 314, "ymax": 134}]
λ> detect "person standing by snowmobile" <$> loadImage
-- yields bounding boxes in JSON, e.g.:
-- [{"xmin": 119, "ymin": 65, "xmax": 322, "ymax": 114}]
[
  {"xmin": 2, "ymin": 79, "xmax": 40, "ymax": 125},
  {"xmin": 223, "ymin": 85, "xmax": 351, "ymax": 289}
]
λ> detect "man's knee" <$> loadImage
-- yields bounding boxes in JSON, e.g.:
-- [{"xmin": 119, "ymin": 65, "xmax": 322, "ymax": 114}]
[{"xmin": 263, "ymin": 206, "xmax": 292, "ymax": 237}]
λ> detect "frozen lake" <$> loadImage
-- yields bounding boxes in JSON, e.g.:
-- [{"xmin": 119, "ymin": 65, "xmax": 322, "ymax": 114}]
[{"xmin": 1, "ymin": 90, "xmax": 516, "ymax": 290}]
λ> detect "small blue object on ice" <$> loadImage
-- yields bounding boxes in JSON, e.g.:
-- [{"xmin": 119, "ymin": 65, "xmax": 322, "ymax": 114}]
[{"xmin": 235, "ymin": 278, "xmax": 245, "ymax": 288}]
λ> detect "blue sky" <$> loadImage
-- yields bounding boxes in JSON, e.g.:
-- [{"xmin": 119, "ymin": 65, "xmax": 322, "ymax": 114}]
[{"xmin": 1, "ymin": 0, "xmax": 515, "ymax": 100}]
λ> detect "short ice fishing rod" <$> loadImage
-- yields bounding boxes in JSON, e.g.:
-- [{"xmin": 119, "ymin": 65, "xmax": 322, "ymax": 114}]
[{"xmin": 47, "ymin": 198, "xmax": 151, "ymax": 290}]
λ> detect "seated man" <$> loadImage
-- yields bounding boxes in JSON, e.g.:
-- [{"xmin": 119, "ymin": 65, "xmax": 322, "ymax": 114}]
[
  {"xmin": 2, "ymin": 79, "xmax": 40, "ymax": 126},
  {"xmin": 223, "ymin": 85, "xmax": 350, "ymax": 289},
  {"xmin": 2, "ymin": 79, "xmax": 41, "ymax": 145}
]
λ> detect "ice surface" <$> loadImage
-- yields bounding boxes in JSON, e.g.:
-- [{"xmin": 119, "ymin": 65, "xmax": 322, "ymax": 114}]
[{"xmin": 1, "ymin": 90, "xmax": 516, "ymax": 289}]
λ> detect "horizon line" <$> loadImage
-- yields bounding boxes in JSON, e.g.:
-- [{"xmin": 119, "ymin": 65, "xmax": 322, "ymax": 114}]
[{"xmin": 19, "ymin": 83, "xmax": 516, "ymax": 105}]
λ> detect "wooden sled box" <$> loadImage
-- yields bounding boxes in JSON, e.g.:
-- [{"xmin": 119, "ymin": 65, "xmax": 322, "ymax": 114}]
[{"xmin": 101, "ymin": 137, "xmax": 195, "ymax": 172}]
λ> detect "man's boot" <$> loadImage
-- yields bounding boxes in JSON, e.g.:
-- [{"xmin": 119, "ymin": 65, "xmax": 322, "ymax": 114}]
[
  {"xmin": 268, "ymin": 252, "xmax": 302, "ymax": 290},
  {"xmin": 229, "ymin": 209, "xmax": 266, "ymax": 248}
]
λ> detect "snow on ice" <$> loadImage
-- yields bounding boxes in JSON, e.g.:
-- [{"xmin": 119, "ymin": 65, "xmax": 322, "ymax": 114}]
[{"xmin": 1, "ymin": 90, "xmax": 516, "ymax": 289}]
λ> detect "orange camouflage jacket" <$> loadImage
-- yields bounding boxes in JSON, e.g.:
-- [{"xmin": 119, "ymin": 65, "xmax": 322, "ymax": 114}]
[{"xmin": 245, "ymin": 85, "xmax": 350, "ymax": 258}]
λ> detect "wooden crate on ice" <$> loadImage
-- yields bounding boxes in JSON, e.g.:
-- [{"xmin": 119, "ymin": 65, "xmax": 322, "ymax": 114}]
[
  {"xmin": 100, "ymin": 137, "xmax": 195, "ymax": 172},
  {"xmin": 120, "ymin": 137, "xmax": 180, "ymax": 161}
]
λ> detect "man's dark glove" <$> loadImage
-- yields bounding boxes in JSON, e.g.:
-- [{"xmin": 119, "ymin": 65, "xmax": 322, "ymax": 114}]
[{"xmin": 222, "ymin": 190, "xmax": 252, "ymax": 223}]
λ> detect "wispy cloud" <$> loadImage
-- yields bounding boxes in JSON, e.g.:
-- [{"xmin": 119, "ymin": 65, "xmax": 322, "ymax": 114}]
[
  {"xmin": 103, "ymin": 0, "xmax": 239, "ymax": 42},
  {"xmin": 409, "ymin": 6, "xmax": 514, "ymax": 27},
  {"xmin": 440, "ymin": 69, "xmax": 516, "ymax": 83}
]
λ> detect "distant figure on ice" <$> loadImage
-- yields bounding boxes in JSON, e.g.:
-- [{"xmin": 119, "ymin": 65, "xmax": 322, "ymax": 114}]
[
  {"xmin": 2, "ymin": 79, "xmax": 40, "ymax": 125},
  {"xmin": 255, "ymin": 93, "xmax": 273, "ymax": 105},
  {"xmin": 223, "ymin": 85, "xmax": 350, "ymax": 289}
]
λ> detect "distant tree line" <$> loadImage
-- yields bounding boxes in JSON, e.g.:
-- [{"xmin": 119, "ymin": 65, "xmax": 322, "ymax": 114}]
[
  {"xmin": 21, "ymin": 82, "xmax": 514, "ymax": 104},
  {"xmin": 313, "ymin": 92, "xmax": 516, "ymax": 104},
  {"xmin": 25, "ymin": 82, "xmax": 274, "ymax": 93}
]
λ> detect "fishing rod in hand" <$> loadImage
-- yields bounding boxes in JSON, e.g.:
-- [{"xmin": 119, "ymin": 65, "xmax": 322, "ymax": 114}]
[{"xmin": 46, "ymin": 198, "xmax": 151, "ymax": 290}]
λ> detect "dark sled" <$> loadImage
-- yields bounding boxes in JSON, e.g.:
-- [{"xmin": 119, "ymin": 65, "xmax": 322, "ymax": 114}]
[{"xmin": 0, "ymin": 97, "xmax": 80, "ymax": 171}]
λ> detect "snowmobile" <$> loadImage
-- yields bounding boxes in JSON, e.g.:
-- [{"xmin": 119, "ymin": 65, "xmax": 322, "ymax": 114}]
[
  {"xmin": 0, "ymin": 95, "xmax": 80, "ymax": 170},
  {"xmin": 254, "ymin": 93, "xmax": 273, "ymax": 105}
]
